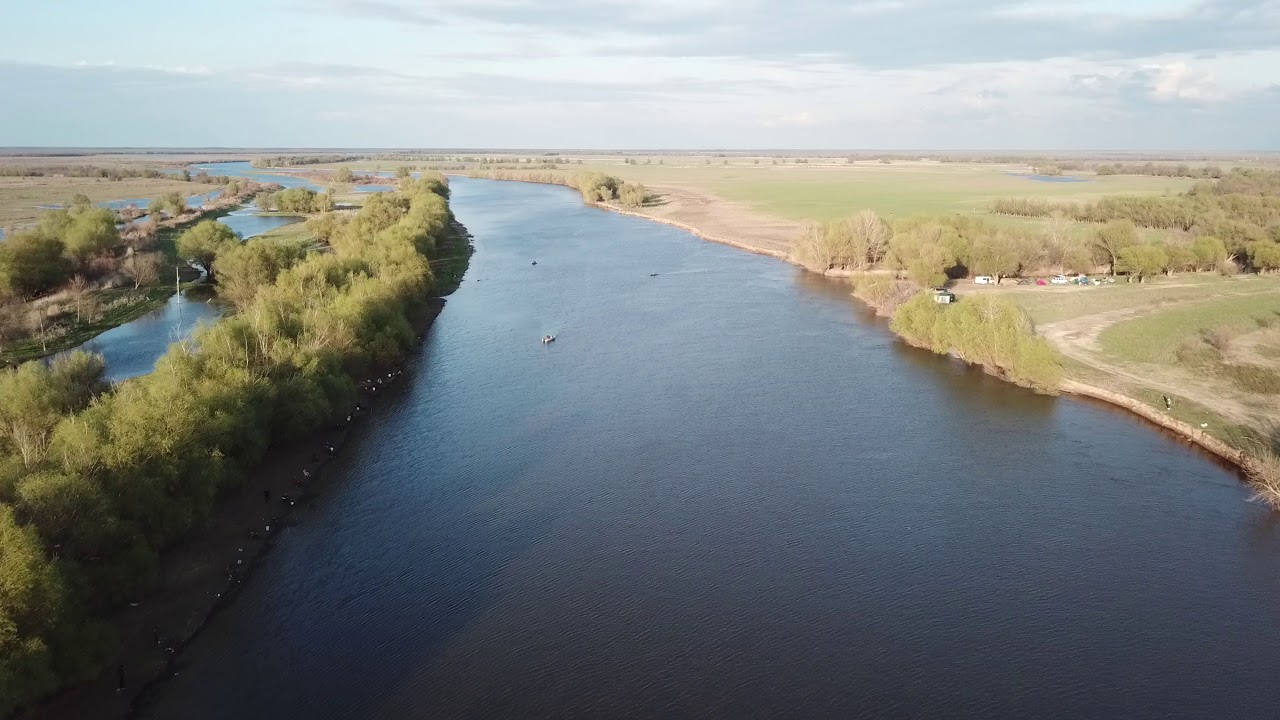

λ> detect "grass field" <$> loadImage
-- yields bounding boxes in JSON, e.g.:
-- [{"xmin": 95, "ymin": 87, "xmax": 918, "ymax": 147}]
[
  {"xmin": 994, "ymin": 275, "xmax": 1275, "ymax": 325},
  {"xmin": 1098, "ymin": 293, "xmax": 1280, "ymax": 364},
  {"xmin": 615, "ymin": 162, "xmax": 1192, "ymax": 219},
  {"xmin": 253, "ymin": 223, "xmax": 318, "ymax": 246},
  {"xmin": 964, "ymin": 274, "xmax": 1280, "ymax": 448},
  {"xmin": 0, "ymin": 176, "xmax": 201, "ymax": 227},
  {"xmin": 297, "ymin": 157, "xmax": 1195, "ymax": 220}
]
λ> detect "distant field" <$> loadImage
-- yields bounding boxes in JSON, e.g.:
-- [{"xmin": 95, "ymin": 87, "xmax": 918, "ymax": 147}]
[
  {"xmin": 559, "ymin": 161, "xmax": 1193, "ymax": 220},
  {"xmin": 0, "ymin": 176, "xmax": 200, "ymax": 227},
  {"xmin": 295, "ymin": 157, "xmax": 1197, "ymax": 220}
]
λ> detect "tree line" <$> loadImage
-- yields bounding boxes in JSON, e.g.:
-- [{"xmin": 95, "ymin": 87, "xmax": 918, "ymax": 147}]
[
  {"xmin": 462, "ymin": 169, "xmax": 649, "ymax": 209},
  {"xmin": 791, "ymin": 209, "xmax": 1239, "ymax": 286},
  {"xmin": 0, "ymin": 166, "xmax": 169, "ymax": 180},
  {"xmin": 985, "ymin": 169, "xmax": 1280, "ymax": 271},
  {"xmin": 251, "ymin": 155, "xmax": 366, "ymax": 168},
  {"xmin": 0, "ymin": 175, "xmax": 459, "ymax": 715}
]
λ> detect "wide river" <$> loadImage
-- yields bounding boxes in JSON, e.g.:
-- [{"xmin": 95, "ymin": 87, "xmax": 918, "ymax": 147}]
[{"xmin": 145, "ymin": 178, "xmax": 1280, "ymax": 719}]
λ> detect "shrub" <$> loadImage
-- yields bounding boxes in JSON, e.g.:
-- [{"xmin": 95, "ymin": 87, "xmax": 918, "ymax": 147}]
[{"xmin": 890, "ymin": 293, "xmax": 1062, "ymax": 392}]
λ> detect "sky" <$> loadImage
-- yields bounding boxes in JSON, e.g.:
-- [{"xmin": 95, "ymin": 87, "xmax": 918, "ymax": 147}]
[{"xmin": 0, "ymin": 0, "xmax": 1277, "ymax": 150}]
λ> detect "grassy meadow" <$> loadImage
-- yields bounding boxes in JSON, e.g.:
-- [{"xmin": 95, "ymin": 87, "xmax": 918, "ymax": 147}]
[
  {"xmin": 609, "ymin": 162, "xmax": 1191, "ymax": 219},
  {"xmin": 0, "ymin": 175, "xmax": 200, "ymax": 227}
]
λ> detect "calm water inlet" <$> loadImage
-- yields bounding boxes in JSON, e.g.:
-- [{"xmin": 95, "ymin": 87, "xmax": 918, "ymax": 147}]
[
  {"xmin": 144, "ymin": 178, "xmax": 1280, "ymax": 720},
  {"xmin": 73, "ymin": 292, "xmax": 222, "ymax": 382}
]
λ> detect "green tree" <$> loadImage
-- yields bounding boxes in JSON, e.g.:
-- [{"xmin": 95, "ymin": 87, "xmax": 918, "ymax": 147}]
[
  {"xmin": 887, "ymin": 224, "xmax": 959, "ymax": 287},
  {"xmin": 175, "ymin": 221, "xmax": 238, "ymax": 279},
  {"xmin": 1247, "ymin": 241, "xmax": 1280, "ymax": 272},
  {"xmin": 395, "ymin": 166, "xmax": 411, "ymax": 179},
  {"xmin": 215, "ymin": 239, "xmax": 306, "ymax": 308},
  {"xmin": 1163, "ymin": 244, "xmax": 1198, "ymax": 273},
  {"xmin": 1092, "ymin": 220, "xmax": 1138, "ymax": 275},
  {"xmin": 0, "ymin": 352, "xmax": 107, "ymax": 467},
  {"xmin": 1191, "ymin": 236, "xmax": 1228, "ymax": 270},
  {"xmin": 0, "ymin": 504, "xmax": 63, "ymax": 717},
  {"xmin": 970, "ymin": 233, "xmax": 1025, "ymax": 283},
  {"xmin": 147, "ymin": 191, "xmax": 186, "ymax": 217},
  {"xmin": 1115, "ymin": 244, "xmax": 1169, "ymax": 282},
  {"xmin": 62, "ymin": 209, "xmax": 119, "ymax": 265},
  {"xmin": 334, "ymin": 166, "xmax": 354, "ymax": 183},
  {"xmin": 0, "ymin": 232, "xmax": 70, "ymax": 299}
]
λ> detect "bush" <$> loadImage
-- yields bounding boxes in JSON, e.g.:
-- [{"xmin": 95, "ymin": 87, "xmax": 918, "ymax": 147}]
[{"xmin": 890, "ymin": 293, "xmax": 1062, "ymax": 392}]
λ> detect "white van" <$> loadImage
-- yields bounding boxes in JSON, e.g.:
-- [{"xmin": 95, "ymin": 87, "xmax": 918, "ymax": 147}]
[{"xmin": 973, "ymin": 275, "xmax": 995, "ymax": 285}]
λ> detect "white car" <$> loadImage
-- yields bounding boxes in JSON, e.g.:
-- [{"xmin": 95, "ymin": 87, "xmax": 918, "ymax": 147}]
[
  {"xmin": 973, "ymin": 275, "xmax": 995, "ymax": 285},
  {"xmin": 1050, "ymin": 275, "xmax": 1069, "ymax": 284}
]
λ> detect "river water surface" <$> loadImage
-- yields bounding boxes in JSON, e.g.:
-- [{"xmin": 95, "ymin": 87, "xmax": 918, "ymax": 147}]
[{"xmin": 144, "ymin": 178, "xmax": 1280, "ymax": 719}]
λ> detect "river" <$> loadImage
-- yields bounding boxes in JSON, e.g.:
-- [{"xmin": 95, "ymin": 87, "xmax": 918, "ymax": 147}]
[
  {"xmin": 143, "ymin": 178, "xmax": 1280, "ymax": 719},
  {"xmin": 74, "ymin": 291, "xmax": 222, "ymax": 383}
]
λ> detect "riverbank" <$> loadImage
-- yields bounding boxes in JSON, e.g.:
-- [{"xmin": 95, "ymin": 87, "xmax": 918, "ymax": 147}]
[
  {"xmin": 25, "ymin": 220, "xmax": 472, "ymax": 720},
  {"xmin": 560, "ymin": 181, "xmax": 1267, "ymax": 488},
  {"xmin": 1, "ymin": 191, "xmax": 289, "ymax": 367}
]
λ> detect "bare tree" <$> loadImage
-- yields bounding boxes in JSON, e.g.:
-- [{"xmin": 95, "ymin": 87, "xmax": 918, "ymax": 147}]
[
  {"xmin": 847, "ymin": 209, "xmax": 890, "ymax": 269},
  {"xmin": 1044, "ymin": 211, "xmax": 1072, "ymax": 274},
  {"xmin": 68, "ymin": 275, "xmax": 90, "ymax": 323},
  {"xmin": 125, "ymin": 252, "xmax": 164, "ymax": 289}
]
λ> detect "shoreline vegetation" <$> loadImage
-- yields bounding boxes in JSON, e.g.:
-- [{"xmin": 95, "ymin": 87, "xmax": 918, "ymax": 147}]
[
  {"xmin": 453, "ymin": 167, "xmax": 1280, "ymax": 506},
  {"xmin": 1, "ymin": 179, "xmax": 276, "ymax": 367},
  {"xmin": 2, "ymin": 175, "xmax": 469, "ymax": 717}
]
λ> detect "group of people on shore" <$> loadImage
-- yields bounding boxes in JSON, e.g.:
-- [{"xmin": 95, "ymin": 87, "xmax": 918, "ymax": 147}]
[{"xmin": 116, "ymin": 365, "xmax": 411, "ymax": 699}]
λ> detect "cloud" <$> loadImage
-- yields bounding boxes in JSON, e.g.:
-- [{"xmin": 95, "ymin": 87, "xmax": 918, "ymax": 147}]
[
  {"xmin": 1147, "ymin": 61, "xmax": 1223, "ymax": 101},
  {"xmin": 319, "ymin": 0, "xmax": 1280, "ymax": 68}
]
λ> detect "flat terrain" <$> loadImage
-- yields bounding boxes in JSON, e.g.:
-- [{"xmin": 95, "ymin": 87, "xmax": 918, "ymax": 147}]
[
  {"xmin": 3, "ymin": 149, "xmax": 1270, "ymax": 452},
  {"xmin": 954, "ymin": 275, "xmax": 1280, "ymax": 445},
  {"xmin": 0, "ymin": 175, "xmax": 201, "ymax": 227},
  {"xmin": 575, "ymin": 160, "xmax": 1193, "ymax": 219}
]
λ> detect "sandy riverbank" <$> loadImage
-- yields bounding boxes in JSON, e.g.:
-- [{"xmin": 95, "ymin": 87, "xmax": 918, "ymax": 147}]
[{"xmin": 584, "ymin": 182, "xmax": 1258, "ymax": 478}]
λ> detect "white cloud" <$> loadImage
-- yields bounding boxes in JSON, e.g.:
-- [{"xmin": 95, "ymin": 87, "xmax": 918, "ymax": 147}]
[{"xmin": 1147, "ymin": 61, "xmax": 1222, "ymax": 101}]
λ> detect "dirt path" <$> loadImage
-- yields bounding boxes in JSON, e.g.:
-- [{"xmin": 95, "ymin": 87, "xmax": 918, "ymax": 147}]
[{"xmin": 1038, "ymin": 294, "xmax": 1276, "ymax": 429}]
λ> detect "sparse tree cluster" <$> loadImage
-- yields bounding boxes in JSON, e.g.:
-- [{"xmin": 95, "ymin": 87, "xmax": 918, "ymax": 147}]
[{"xmin": 254, "ymin": 187, "xmax": 333, "ymax": 214}]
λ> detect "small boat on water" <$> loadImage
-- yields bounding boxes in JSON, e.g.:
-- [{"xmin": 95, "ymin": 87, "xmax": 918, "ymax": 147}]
[{"xmin": 542, "ymin": 335, "xmax": 556, "ymax": 344}]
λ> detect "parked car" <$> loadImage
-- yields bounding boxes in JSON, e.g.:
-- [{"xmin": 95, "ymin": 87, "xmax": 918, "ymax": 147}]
[
  {"xmin": 1050, "ymin": 275, "xmax": 1069, "ymax": 284},
  {"xmin": 973, "ymin": 275, "xmax": 995, "ymax": 285}
]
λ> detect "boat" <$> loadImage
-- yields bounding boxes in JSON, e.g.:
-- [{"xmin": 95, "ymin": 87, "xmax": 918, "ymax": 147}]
[{"xmin": 542, "ymin": 335, "xmax": 556, "ymax": 344}]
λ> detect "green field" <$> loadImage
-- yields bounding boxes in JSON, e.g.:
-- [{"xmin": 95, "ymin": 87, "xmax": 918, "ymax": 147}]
[
  {"xmin": 1098, "ymin": 292, "xmax": 1280, "ymax": 364},
  {"xmin": 999, "ymin": 275, "xmax": 1279, "ymax": 325},
  {"xmin": 688, "ymin": 165, "xmax": 1191, "ymax": 220},
  {"xmin": 294, "ymin": 157, "xmax": 1196, "ymax": 221},
  {"xmin": 254, "ymin": 223, "xmax": 316, "ymax": 245}
]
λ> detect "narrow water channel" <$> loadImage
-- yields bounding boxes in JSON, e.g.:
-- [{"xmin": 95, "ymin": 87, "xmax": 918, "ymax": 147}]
[{"xmin": 143, "ymin": 178, "xmax": 1280, "ymax": 719}]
